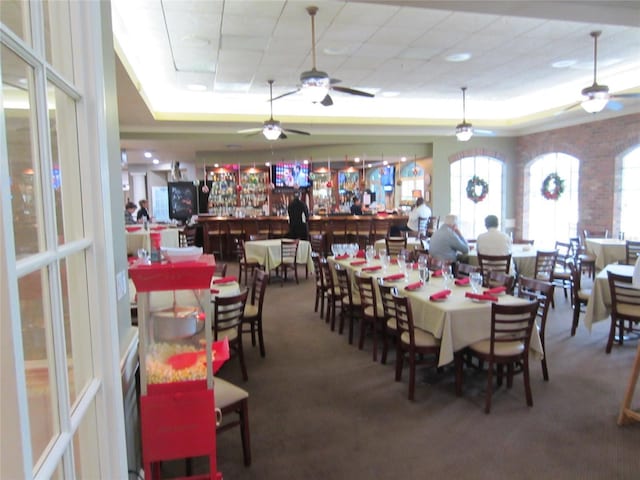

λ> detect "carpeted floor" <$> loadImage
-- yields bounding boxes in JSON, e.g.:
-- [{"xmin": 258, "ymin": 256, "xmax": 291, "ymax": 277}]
[{"xmin": 165, "ymin": 262, "xmax": 640, "ymax": 480}]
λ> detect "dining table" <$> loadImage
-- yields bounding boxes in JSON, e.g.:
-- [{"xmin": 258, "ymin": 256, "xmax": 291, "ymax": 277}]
[
  {"xmin": 467, "ymin": 243, "xmax": 539, "ymax": 279},
  {"xmin": 243, "ymin": 238, "xmax": 313, "ymax": 273},
  {"xmin": 584, "ymin": 238, "xmax": 627, "ymax": 270},
  {"xmin": 126, "ymin": 225, "xmax": 180, "ymax": 256},
  {"xmin": 373, "ymin": 237, "xmax": 426, "ymax": 255},
  {"xmin": 583, "ymin": 263, "xmax": 635, "ymax": 331},
  {"xmin": 330, "ymin": 255, "xmax": 544, "ymax": 367}
]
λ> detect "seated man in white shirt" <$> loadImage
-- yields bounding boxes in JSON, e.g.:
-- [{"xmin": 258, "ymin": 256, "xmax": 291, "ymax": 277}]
[
  {"xmin": 406, "ymin": 197, "xmax": 432, "ymax": 234},
  {"xmin": 476, "ymin": 215, "xmax": 512, "ymax": 256}
]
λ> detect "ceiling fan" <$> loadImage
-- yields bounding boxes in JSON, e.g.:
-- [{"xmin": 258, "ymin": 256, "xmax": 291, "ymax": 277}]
[
  {"xmin": 272, "ymin": 5, "xmax": 374, "ymax": 106},
  {"xmin": 455, "ymin": 87, "xmax": 494, "ymax": 141},
  {"xmin": 571, "ymin": 31, "xmax": 640, "ymax": 114},
  {"xmin": 237, "ymin": 80, "xmax": 310, "ymax": 140}
]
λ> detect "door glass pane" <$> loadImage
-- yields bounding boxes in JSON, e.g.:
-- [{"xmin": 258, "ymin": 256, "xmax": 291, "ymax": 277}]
[
  {"xmin": 0, "ymin": 1, "xmax": 32, "ymax": 46},
  {"xmin": 73, "ymin": 401, "xmax": 100, "ymax": 479},
  {"xmin": 43, "ymin": 0, "xmax": 74, "ymax": 80},
  {"xmin": 20, "ymin": 268, "xmax": 60, "ymax": 467},
  {"xmin": 620, "ymin": 147, "xmax": 640, "ymax": 240},
  {"xmin": 48, "ymin": 81, "xmax": 84, "ymax": 244},
  {"xmin": 3, "ymin": 46, "xmax": 45, "ymax": 257},
  {"xmin": 61, "ymin": 253, "xmax": 92, "ymax": 405}
]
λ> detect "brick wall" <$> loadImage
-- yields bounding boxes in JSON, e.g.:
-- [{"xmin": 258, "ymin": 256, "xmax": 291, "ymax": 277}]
[{"xmin": 515, "ymin": 113, "xmax": 640, "ymax": 238}]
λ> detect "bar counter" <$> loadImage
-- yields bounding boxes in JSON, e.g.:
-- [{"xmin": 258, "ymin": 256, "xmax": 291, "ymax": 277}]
[{"xmin": 197, "ymin": 214, "xmax": 408, "ymax": 257}]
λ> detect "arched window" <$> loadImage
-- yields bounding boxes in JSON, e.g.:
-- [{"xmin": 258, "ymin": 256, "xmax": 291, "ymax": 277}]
[
  {"xmin": 525, "ymin": 153, "xmax": 579, "ymax": 248},
  {"xmin": 400, "ymin": 162, "xmax": 424, "ymax": 205},
  {"xmin": 450, "ymin": 156, "xmax": 504, "ymax": 239},
  {"xmin": 619, "ymin": 146, "xmax": 640, "ymax": 240}
]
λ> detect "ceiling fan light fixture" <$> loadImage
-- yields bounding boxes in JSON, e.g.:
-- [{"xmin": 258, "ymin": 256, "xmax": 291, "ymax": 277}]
[
  {"xmin": 262, "ymin": 122, "xmax": 282, "ymax": 141},
  {"xmin": 300, "ymin": 71, "xmax": 330, "ymax": 103},
  {"xmin": 455, "ymin": 122, "xmax": 473, "ymax": 141},
  {"xmin": 581, "ymin": 84, "xmax": 610, "ymax": 113}
]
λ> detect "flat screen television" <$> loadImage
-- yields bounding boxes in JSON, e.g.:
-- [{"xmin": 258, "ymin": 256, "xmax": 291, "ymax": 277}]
[
  {"xmin": 272, "ymin": 162, "xmax": 310, "ymax": 189},
  {"xmin": 168, "ymin": 181, "xmax": 197, "ymax": 221},
  {"xmin": 381, "ymin": 165, "xmax": 395, "ymax": 192}
]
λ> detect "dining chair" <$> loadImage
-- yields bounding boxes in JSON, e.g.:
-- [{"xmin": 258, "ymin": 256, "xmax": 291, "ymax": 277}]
[
  {"xmin": 278, "ymin": 239, "xmax": 299, "ymax": 286},
  {"xmin": 212, "ymin": 288, "xmax": 250, "ymax": 381},
  {"xmin": 214, "ymin": 377, "xmax": 251, "ymax": 466},
  {"xmin": 242, "ymin": 269, "xmax": 269, "ymax": 357},
  {"xmin": 568, "ymin": 261, "xmax": 591, "ymax": 337},
  {"xmin": 417, "ymin": 216, "xmax": 429, "ymax": 240},
  {"xmin": 355, "ymin": 273, "xmax": 385, "ymax": 361},
  {"xmin": 553, "ymin": 241, "xmax": 573, "ymax": 301},
  {"xmin": 456, "ymin": 262, "xmax": 480, "ymax": 278},
  {"xmin": 477, "ymin": 253, "xmax": 512, "ymax": 287},
  {"xmin": 377, "ymin": 281, "xmax": 398, "ymax": 365},
  {"xmin": 459, "ymin": 301, "xmax": 539, "ymax": 414},
  {"xmin": 517, "ymin": 276, "xmax": 554, "ymax": 381},
  {"xmin": 321, "ymin": 258, "xmax": 340, "ymax": 330},
  {"xmin": 569, "ymin": 236, "xmax": 596, "ymax": 279},
  {"xmin": 392, "ymin": 294, "xmax": 440, "ymax": 401},
  {"xmin": 534, "ymin": 250, "xmax": 557, "ymax": 282},
  {"xmin": 583, "ymin": 228, "xmax": 609, "ymax": 240},
  {"xmin": 333, "ymin": 263, "xmax": 361, "ymax": 345},
  {"xmin": 606, "ymin": 271, "xmax": 640, "ymax": 354},
  {"xmin": 487, "ymin": 271, "xmax": 516, "ymax": 295},
  {"xmin": 385, "ymin": 236, "xmax": 407, "ymax": 257},
  {"xmin": 513, "ymin": 238, "xmax": 535, "ymax": 246},
  {"xmin": 309, "ymin": 233, "xmax": 326, "ymax": 256},
  {"xmin": 236, "ymin": 238, "xmax": 261, "ymax": 287},
  {"xmin": 311, "ymin": 253, "xmax": 326, "ymax": 318},
  {"xmin": 426, "ymin": 216, "xmax": 440, "ymax": 238},
  {"xmin": 248, "ymin": 233, "xmax": 268, "ymax": 241},
  {"xmin": 625, "ymin": 240, "xmax": 640, "ymax": 265},
  {"xmin": 179, "ymin": 224, "xmax": 198, "ymax": 247}
]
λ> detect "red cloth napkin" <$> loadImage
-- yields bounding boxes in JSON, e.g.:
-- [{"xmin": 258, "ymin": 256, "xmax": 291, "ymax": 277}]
[
  {"xmin": 431, "ymin": 269, "xmax": 443, "ymax": 277},
  {"xmin": 374, "ymin": 255, "xmax": 380, "ymax": 260},
  {"xmin": 390, "ymin": 258, "xmax": 398, "ymax": 265},
  {"xmin": 356, "ymin": 250, "xmax": 365, "ymax": 258},
  {"xmin": 210, "ymin": 288, "xmax": 220, "ymax": 294},
  {"xmin": 125, "ymin": 226, "xmax": 142, "ymax": 232},
  {"xmin": 212, "ymin": 276, "xmax": 237, "ymax": 285},
  {"xmin": 455, "ymin": 277, "xmax": 470, "ymax": 286},
  {"xmin": 484, "ymin": 286, "xmax": 507, "ymax": 295},
  {"xmin": 404, "ymin": 281, "xmax": 423, "ymax": 291},
  {"xmin": 350, "ymin": 260, "xmax": 367, "ymax": 266},
  {"xmin": 430, "ymin": 289, "xmax": 451, "ymax": 301},
  {"xmin": 384, "ymin": 273, "xmax": 405, "ymax": 281},
  {"xmin": 335, "ymin": 254, "xmax": 349, "ymax": 260},
  {"xmin": 465, "ymin": 292, "xmax": 499, "ymax": 302},
  {"xmin": 361, "ymin": 265, "xmax": 382, "ymax": 272}
]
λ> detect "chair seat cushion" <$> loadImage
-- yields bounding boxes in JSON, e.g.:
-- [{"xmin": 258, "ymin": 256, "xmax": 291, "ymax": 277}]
[
  {"xmin": 617, "ymin": 304, "xmax": 640, "ymax": 318},
  {"xmin": 578, "ymin": 289, "xmax": 591, "ymax": 301},
  {"xmin": 342, "ymin": 296, "xmax": 361, "ymax": 306},
  {"xmin": 400, "ymin": 329, "xmax": 439, "ymax": 347},
  {"xmin": 243, "ymin": 304, "xmax": 258, "ymax": 319},
  {"xmin": 214, "ymin": 377, "xmax": 248, "ymax": 409},
  {"xmin": 217, "ymin": 327, "xmax": 238, "ymax": 341},
  {"xmin": 363, "ymin": 304, "xmax": 385, "ymax": 318},
  {"xmin": 469, "ymin": 339, "xmax": 524, "ymax": 356},
  {"xmin": 386, "ymin": 318, "xmax": 397, "ymax": 330}
]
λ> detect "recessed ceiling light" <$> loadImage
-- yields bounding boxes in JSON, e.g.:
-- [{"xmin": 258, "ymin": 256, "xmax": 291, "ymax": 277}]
[
  {"xmin": 303, "ymin": 159, "xmax": 309, "ymax": 164},
  {"xmin": 187, "ymin": 84, "xmax": 207, "ymax": 91},
  {"xmin": 144, "ymin": 151, "xmax": 152, "ymax": 158},
  {"xmin": 152, "ymin": 158, "xmax": 159, "ymax": 164},
  {"xmin": 552, "ymin": 60, "xmax": 577, "ymax": 68},
  {"xmin": 265, "ymin": 162, "xmax": 271, "ymax": 167},
  {"xmin": 401, "ymin": 157, "xmax": 407, "ymax": 162},
  {"xmin": 354, "ymin": 157, "xmax": 360, "ymax": 163},
  {"xmin": 181, "ymin": 35, "xmax": 211, "ymax": 47},
  {"xmin": 214, "ymin": 163, "xmax": 219, "ymax": 168},
  {"xmin": 383, "ymin": 160, "xmax": 388, "ymax": 166},
  {"xmin": 445, "ymin": 52, "xmax": 472, "ymax": 62}
]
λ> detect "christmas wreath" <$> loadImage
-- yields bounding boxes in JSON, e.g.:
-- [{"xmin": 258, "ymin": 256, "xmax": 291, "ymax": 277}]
[
  {"xmin": 541, "ymin": 173, "xmax": 565, "ymax": 200},
  {"xmin": 466, "ymin": 175, "xmax": 489, "ymax": 203}
]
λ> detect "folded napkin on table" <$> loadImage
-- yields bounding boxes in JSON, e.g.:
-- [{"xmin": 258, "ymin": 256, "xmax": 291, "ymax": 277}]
[
  {"xmin": 454, "ymin": 277, "xmax": 470, "ymax": 286},
  {"xmin": 335, "ymin": 254, "xmax": 349, "ymax": 260},
  {"xmin": 431, "ymin": 269, "xmax": 443, "ymax": 277},
  {"xmin": 212, "ymin": 276, "xmax": 237, "ymax": 285},
  {"xmin": 465, "ymin": 292, "xmax": 499, "ymax": 302},
  {"xmin": 374, "ymin": 255, "xmax": 380, "ymax": 260},
  {"xmin": 484, "ymin": 286, "xmax": 507, "ymax": 295},
  {"xmin": 383, "ymin": 273, "xmax": 405, "ymax": 281},
  {"xmin": 390, "ymin": 258, "xmax": 398, "ymax": 265},
  {"xmin": 350, "ymin": 260, "xmax": 367, "ymax": 266},
  {"xmin": 361, "ymin": 265, "xmax": 382, "ymax": 272},
  {"xmin": 150, "ymin": 226, "xmax": 166, "ymax": 231},
  {"xmin": 356, "ymin": 250, "xmax": 366, "ymax": 258},
  {"xmin": 210, "ymin": 288, "xmax": 220, "ymax": 294},
  {"xmin": 404, "ymin": 281, "xmax": 423, "ymax": 291},
  {"xmin": 430, "ymin": 289, "xmax": 451, "ymax": 301},
  {"xmin": 411, "ymin": 262, "xmax": 419, "ymax": 270}
]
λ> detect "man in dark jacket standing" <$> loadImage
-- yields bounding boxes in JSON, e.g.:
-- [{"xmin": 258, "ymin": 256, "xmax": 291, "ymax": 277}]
[{"xmin": 288, "ymin": 190, "xmax": 309, "ymax": 240}]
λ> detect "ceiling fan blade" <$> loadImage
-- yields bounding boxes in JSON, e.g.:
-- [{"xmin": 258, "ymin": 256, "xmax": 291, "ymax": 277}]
[
  {"xmin": 237, "ymin": 127, "xmax": 262, "ymax": 134},
  {"xmin": 562, "ymin": 102, "xmax": 581, "ymax": 112},
  {"xmin": 279, "ymin": 132, "xmax": 287, "ymax": 140},
  {"xmin": 320, "ymin": 94, "xmax": 333, "ymax": 106},
  {"xmin": 611, "ymin": 92, "xmax": 640, "ymax": 99},
  {"xmin": 283, "ymin": 128, "xmax": 311, "ymax": 136},
  {"xmin": 331, "ymin": 85, "xmax": 374, "ymax": 98},
  {"xmin": 329, "ymin": 78, "xmax": 342, "ymax": 85},
  {"xmin": 272, "ymin": 89, "xmax": 300, "ymax": 101},
  {"xmin": 475, "ymin": 129, "xmax": 495, "ymax": 136},
  {"xmin": 606, "ymin": 100, "xmax": 624, "ymax": 111}
]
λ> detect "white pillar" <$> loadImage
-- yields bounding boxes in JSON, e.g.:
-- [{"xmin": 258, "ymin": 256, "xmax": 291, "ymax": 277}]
[{"xmin": 130, "ymin": 172, "xmax": 147, "ymax": 205}]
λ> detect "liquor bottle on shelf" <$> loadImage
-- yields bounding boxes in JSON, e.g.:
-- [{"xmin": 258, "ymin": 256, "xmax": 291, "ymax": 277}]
[{"xmin": 207, "ymin": 170, "xmax": 238, "ymax": 216}]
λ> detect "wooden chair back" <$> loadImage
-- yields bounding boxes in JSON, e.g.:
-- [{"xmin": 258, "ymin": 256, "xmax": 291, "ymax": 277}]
[
  {"xmin": 378, "ymin": 281, "xmax": 397, "ymax": 323},
  {"xmin": 487, "ymin": 271, "xmax": 515, "ymax": 294},
  {"xmin": 534, "ymin": 250, "xmax": 557, "ymax": 282},
  {"xmin": 426, "ymin": 216, "xmax": 439, "ymax": 237},
  {"xmin": 355, "ymin": 273, "xmax": 377, "ymax": 316},
  {"xmin": 334, "ymin": 263, "xmax": 355, "ymax": 308},
  {"xmin": 456, "ymin": 262, "xmax": 480, "ymax": 278},
  {"xmin": 248, "ymin": 233, "xmax": 268, "ymax": 241},
  {"xmin": 213, "ymin": 288, "xmax": 249, "ymax": 338},
  {"xmin": 626, "ymin": 240, "xmax": 640, "ymax": 265},
  {"xmin": 583, "ymin": 228, "xmax": 609, "ymax": 240},
  {"xmin": 477, "ymin": 253, "xmax": 511, "ymax": 286},
  {"xmin": 607, "ymin": 272, "xmax": 640, "ymax": 321},
  {"xmin": 309, "ymin": 233, "xmax": 326, "ymax": 256},
  {"xmin": 385, "ymin": 236, "xmax": 407, "ymax": 257},
  {"xmin": 214, "ymin": 262, "xmax": 228, "ymax": 278},
  {"xmin": 392, "ymin": 294, "xmax": 416, "ymax": 346},
  {"xmin": 280, "ymin": 239, "xmax": 299, "ymax": 263},
  {"xmin": 488, "ymin": 301, "xmax": 538, "ymax": 356},
  {"xmin": 248, "ymin": 269, "xmax": 268, "ymax": 315}
]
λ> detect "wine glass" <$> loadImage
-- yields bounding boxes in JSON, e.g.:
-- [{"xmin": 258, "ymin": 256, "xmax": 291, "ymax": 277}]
[
  {"xmin": 365, "ymin": 245, "xmax": 375, "ymax": 263},
  {"xmin": 418, "ymin": 267, "xmax": 429, "ymax": 284},
  {"xmin": 380, "ymin": 254, "xmax": 389, "ymax": 271},
  {"xmin": 442, "ymin": 263, "xmax": 453, "ymax": 288},
  {"xmin": 470, "ymin": 272, "xmax": 483, "ymax": 293}
]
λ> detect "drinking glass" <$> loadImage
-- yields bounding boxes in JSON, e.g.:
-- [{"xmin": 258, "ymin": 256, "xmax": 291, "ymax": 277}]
[
  {"xmin": 331, "ymin": 243, "xmax": 338, "ymax": 257},
  {"xmin": 417, "ymin": 254, "xmax": 428, "ymax": 270},
  {"xmin": 380, "ymin": 254, "xmax": 389, "ymax": 271},
  {"xmin": 470, "ymin": 272, "xmax": 483, "ymax": 293},
  {"xmin": 419, "ymin": 267, "xmax": 429, "ymax": 284},
  {"xmin": 365, "ymin": 245, "xmax": 375, "ymax": 263},
  {"xmin": 442, "ymin": 264, "xmax": 453, "ymax": 288}
]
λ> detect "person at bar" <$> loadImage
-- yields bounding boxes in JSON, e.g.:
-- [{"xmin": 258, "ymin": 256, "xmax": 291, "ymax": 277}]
[
  {"xmin": 136, "ymin": 199, "xmax": 151, "ymax": 223},
  {"xmin": 406, "ymin": 197, "xmax": 431, "ymax": 234},
  {"xmin": 350, "ymin": 197, "xmax": 363, "ymax": 215},
  {"xmin": 288, "ymin": 190, "xmax": 309, "ymax": 240}
]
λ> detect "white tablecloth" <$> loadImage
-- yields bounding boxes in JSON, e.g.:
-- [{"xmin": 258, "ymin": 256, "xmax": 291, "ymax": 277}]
[
  {"xmin": 244, "ymin": 239, "xmax": 313, "ymax": 272},
  {"xmin": 373, "ymin": 237, "xmax": 425, "ymax": 255},
  {"xmin": 126, "ymin": 227, "xmax": 180, "ymax": 256},
  {"xmin": 584, "ymin": 263, "xmax": 635, "ymax": 331},
  {"xmin": 585, "ymin": 238, "xmax": 627, "ymax": 270},
  {"xmin": 467, "ymin": 244, "xmax": 538, "ymax": 279},
  {"xmin": 331, "ymin": 256, "xmax": 543, "ymax": 367}
]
